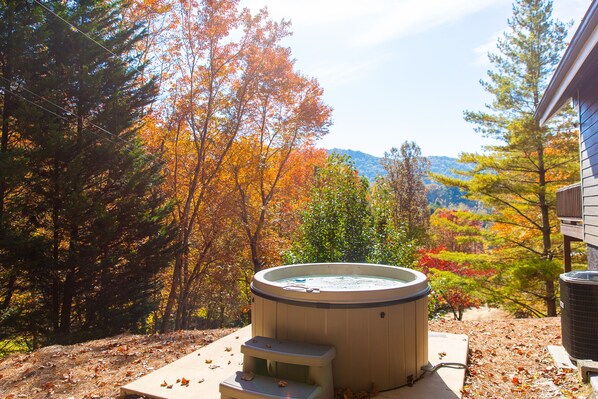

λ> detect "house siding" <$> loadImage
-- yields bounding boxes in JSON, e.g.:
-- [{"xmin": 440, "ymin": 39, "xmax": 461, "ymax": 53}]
[
  {"xmin": 579, "ymin": 71, "xmax": 598, "ymax": 247},
  {"xmin": 587, "ymin": 244, "xmax": 598, "ymax": 270}
]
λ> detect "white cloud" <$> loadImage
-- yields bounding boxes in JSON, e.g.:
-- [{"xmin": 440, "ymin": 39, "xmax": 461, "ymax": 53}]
[
  {"xmin": 242, "ymin": 0, "xmax": 380, "ymax": 28},
  {"xmin": 243, "ymin": 0, "xmax": 503, "ymax": 48},
  {"xmin": 473, "ymin": 30, "xmax": 504, "ymax": 68},
  {"xmin": 307, "ymin": 55, "xmax": 389, "ymax": 87},
  {"xmin": 352, "ymin": 0, "xmax": 504, "ymax": 47}
]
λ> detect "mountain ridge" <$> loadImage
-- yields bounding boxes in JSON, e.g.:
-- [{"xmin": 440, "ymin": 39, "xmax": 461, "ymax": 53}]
[
  {"xmin": 327, "ymin": 148, "xmax": 476, "ymax": 208},
  {"xmin": 327, "ymin": 148, "xmax": 472, "ymax": 182}
]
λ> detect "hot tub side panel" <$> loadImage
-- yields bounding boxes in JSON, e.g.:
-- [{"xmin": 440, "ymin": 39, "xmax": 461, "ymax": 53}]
[{"xmin": 251, "ymin": 295, "xmax": 428, "ymax": 392}]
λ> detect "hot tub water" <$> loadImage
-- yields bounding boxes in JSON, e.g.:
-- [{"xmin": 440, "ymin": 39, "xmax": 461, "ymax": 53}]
[{"xmin": 277, "ymin": 275, "xmax": 405, "ymax": 291}]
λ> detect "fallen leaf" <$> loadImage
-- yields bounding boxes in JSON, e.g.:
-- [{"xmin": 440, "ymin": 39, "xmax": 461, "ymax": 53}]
[
  {"xmin": 205, "ymin": 359, "xmax": 213, "ymax": 364},
  {"xmin": 167, "ymin": 384, "xmax": 173, "ymax": 389},
  {"xmin": 225, "ymin": 347, "xmax": 232, "ymax": 352},
  {"xmin": 512, "ymin": 376, "xmax": 520, "ymax": 385},
  {"xmin": 160, "ymin": 380, "xmax": 168, "ymax": 387},
  {"xmin": 241, "ymin": 372, "xmax": 254, "ymax": 381},
  {"xmin": 198, "ymin": 378, "xmax": 205, "ymax": 383},
  {"xmin": 181, "ymin": 377, "xmax": 190, "ymax": 386}
]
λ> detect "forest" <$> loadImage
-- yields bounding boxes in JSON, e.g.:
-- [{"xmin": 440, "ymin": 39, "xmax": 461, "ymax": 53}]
[{"xmin": 0, "ymin": 0, "xmax": 583, "ymax": 352}]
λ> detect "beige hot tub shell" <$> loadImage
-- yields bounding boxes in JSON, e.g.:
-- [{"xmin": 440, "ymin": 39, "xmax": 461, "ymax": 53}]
[{"xmin": 250, "ymin": 263, "xmax": 429, "ymax": 392}]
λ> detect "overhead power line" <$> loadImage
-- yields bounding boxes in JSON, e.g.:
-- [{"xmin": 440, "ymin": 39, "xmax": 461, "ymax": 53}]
[
  {"xmin": 0, "ymin": 80, "xmax": 163, "ymax": 165},
  {"xmin": 33, "ymin": 0, "xmax": 117, "ymax": 59},
  {"xmin": 33, "ymin": 0, "xmax": 148, "ymax": 78}
]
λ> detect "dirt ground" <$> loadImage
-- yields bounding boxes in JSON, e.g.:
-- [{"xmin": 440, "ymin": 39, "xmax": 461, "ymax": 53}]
[
  {"xmin": 429, "ymin": 317, "xmax": 592, "ymax": 399},
  {"xmin": 0, "ymin": 318, "xmax": 593, "ymax": 399}
]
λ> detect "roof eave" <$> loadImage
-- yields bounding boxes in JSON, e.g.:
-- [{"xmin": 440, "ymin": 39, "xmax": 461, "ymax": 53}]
[{"xmin": 535, "ymin": 1, "xmax": 598, "ymax": 126}]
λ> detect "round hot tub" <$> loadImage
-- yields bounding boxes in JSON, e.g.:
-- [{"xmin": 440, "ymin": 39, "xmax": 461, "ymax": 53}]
[{"xmin": 250, "ymin": 263, "xmax": 430, "ymax": 392}]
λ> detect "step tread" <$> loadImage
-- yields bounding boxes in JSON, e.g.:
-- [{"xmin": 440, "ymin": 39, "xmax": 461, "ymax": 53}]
[
  {"xmin": 220, "ymin": 371, "xmax": 322, "ymax": 399},
  {"xmin": 241, "ymin": 336, "xmax": 335, "ymax": 366}
]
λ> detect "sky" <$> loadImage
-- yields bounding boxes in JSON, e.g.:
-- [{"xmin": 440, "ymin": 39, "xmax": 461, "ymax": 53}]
[{"xmin": 241, "ymin": 0, "xmax": 590, "ymax": 158}]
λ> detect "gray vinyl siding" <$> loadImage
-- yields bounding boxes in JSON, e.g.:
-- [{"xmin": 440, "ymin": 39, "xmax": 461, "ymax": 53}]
[{"xmin": 579, "ymin": 71, "xmax": 598, "ymax": 246}]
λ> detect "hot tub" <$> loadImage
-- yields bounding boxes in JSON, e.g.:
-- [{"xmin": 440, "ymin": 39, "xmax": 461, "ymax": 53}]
[{"xmin": 250, "ymin": 263, "xmax": 430, "ymax": 392}]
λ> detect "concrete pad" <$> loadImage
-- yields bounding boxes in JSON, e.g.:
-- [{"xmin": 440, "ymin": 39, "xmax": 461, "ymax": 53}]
[
  {"xmin": 120, "ymin": 325, "xmax": 252, "ymax": 399},
  {"xmin": 377, "ymin": 332, "xmax": 468, "ymax": 399},
  {"xmin": 121, "ymin": 327, "xmax": 468, "ymax": 399},
  {"xmin": 547, "ymin": 345, "xmax": 576, "ymax": 370},
  {"xmin": 588, "ymin": 374, "xmax": 598, "ymax": 397}
]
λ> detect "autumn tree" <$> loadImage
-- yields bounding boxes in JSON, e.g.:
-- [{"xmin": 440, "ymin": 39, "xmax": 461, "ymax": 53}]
[
  {"xmin": 230, "ymin": 34, "xmax": 331, "ymax": 272},
  {"xmin": 380, "ymin": 142, "xmax": 430, "ymax": 242},
  {"xmin": 429, "ymin": 209, "xmax": 485, "ymax": 254},
  {"xmin": 156, "ymin": 0, "xmax": 248, "ymax": 331},
  {"xmin": 418, "ymin": 248, "xmax": 490, "ymax": 320},
  {"xmin": 435, "ymin": 0, "xmax": 578, "ymax": 316},
  {"xmin": 288, "ymin": 154, "xmax": 371, "ymax": 263},
  {"xmin": 156, "ymin": 1, "xmax": 331, "ymax": 330}
]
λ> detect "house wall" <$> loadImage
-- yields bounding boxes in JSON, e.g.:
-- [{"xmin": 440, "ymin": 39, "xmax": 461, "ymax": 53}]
[
  {"xmin": 578, "ymin": 68, "xmax": 598, "ymax": 248},
  {"xmin": 587, "ymin": 244, "xmax": 598, "ymax": 270}
]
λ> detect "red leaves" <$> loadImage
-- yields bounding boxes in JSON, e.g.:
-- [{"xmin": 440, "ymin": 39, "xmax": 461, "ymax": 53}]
[
  {"xmin": 511, "ymin": 376, "xmax": 521, "ymax": 385},
  {"xmin": 418, "ymin": 247, "xmax": 492, "ymax": 278}
]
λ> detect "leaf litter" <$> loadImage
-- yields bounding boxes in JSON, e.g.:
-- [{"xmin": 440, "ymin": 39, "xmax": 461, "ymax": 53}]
[{"xmin": 0, "ymin": 319, "xmax": 591, "ymax": 399}]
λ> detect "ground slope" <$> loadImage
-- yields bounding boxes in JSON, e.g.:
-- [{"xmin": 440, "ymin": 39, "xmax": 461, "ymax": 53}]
[{"xmin": 0, "ymin": 319, "xmax": 591, "ymax": 399}]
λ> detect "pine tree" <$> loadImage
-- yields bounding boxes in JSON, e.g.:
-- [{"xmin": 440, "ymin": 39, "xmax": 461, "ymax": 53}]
[
  {"xmin": 4, "ymin": 0, "xmax": 174, "ymax": 344},
  {"xmin": 0, "ymin": 0, "xmax": 47, "ymax": 347},
  {"xmin": 434, "ymin": 0, "xmax": 578, "ymax": 317}
]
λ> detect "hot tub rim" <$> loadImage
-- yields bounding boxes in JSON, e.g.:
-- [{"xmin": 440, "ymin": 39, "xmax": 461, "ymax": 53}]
[
  {"xmin": 250, "ymin": 283, "xmax": 430, "ymax": 309},
  {"xmin": 251, "ymin": 262, "xmax": 430, "ymax": 308}
]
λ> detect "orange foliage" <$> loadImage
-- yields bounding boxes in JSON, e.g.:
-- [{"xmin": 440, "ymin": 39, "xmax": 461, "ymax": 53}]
[{"xmin": 136, "ymin": 0, "xmax": 332, "ymax": 330}]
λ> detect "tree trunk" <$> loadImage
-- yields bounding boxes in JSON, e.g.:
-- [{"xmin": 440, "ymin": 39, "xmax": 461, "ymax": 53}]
[
  {"xmin": 545, "ymin": 280, "xmax": 557, "ymax": 317},
  {"xmin": 0, "ymin": 1, "xmax": 14, "ymax": 222},
  {"xmin": 0, "ymin": 5, "xmax": 15, "ymax": 312},
  {"xmin": 1, "ymin": 272, "xmax": 16, "ymax": 309},
  {"xmin": 51, "ymin": 158, "xmax": 61, "ymax": 333},
  {"xmin": 58, "ymin": 269, "xmax": 75, "ymax": 339},
  {"xmin": 160, "ymin": 252, "xmax": 181, "ymax": 332},
  {"xmin": 537, "ymin": 143, "xmax": 557, "ymax": 316}
]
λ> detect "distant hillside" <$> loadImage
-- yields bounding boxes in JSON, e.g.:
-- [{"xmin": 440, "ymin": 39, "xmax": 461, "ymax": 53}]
[
  {"xmin": 328, "ymin": 149, "xmax": 472, "ymax": 183},
  {"xmin": 328, "ymin": 148, "xmax": 476, "ymax": 209},
  {"xmin": 328, "ymin": 149, "xmax": 385, "ymax": 181}
]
